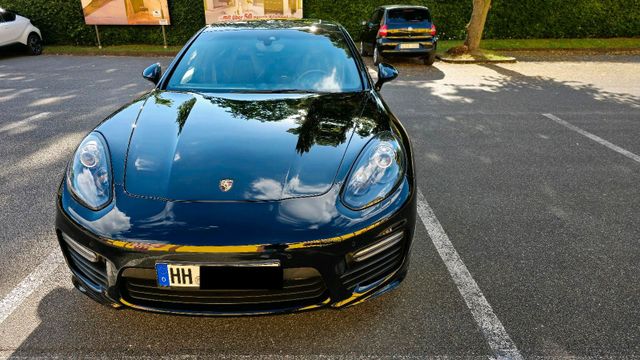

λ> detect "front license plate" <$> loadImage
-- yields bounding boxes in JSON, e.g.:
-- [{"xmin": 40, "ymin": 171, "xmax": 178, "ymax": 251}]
[
  {"xmin": 156, "ymin": 263, "xmax": 200, "ymax": 288},
  {"xmin": 400, "ymin": 43, "xmax": 420, "ymax": 49},
  {"xmin": 155, "ymin": 262, "xmax": 283, "ymax": 289}
]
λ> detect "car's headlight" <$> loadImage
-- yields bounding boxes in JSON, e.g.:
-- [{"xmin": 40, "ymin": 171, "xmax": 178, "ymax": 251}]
[
  {"xmin": 342, "ymin": 132, "xmax": 405, "ymax": 210},
  {"xmin": 67, "ymin": 132, "xmax": 112, "ymax": 210}
]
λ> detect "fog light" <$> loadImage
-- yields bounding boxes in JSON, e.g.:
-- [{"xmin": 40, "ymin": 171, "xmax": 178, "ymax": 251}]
[
  {"xmin": 61, "ymin": 232, "xmax": 98, "ymax": 262},
  {"xmin": 352, "ymin": 231, "xmax": 403, "ymax": 262}
]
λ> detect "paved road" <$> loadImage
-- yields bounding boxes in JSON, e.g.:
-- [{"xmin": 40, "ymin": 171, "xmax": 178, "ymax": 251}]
[{"xmin": 0, "ymin": 53, "xmax": 638, "ymax": 358}]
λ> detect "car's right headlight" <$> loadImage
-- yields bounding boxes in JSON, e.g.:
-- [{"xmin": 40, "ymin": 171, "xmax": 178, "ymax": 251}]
[
  {"xmin": 66, "ymin": 132, "xmax": 112, "ymax": 210},
  {"xmin": 342, "ymin": 132, "xmax": 405, "ymax": 210}
]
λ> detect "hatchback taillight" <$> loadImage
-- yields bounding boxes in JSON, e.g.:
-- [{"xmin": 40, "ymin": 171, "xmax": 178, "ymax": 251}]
[
  {"xmin": 378, "ymin": 24, "xmax": 388, "ymax": 37},
  {"xmin": 430, "ymin": 24, "xmax": 437, "ymax": 36}
]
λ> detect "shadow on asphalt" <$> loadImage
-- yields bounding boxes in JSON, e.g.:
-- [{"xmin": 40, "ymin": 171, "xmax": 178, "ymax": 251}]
[
  {"xmin": 383, "ymin": 61, "xmax": 640, "ymax": 354},
  {"xmin": 0, "ymin": 44, "xmax": 33, "ymax": 60},
  {"xmin": 2, "ymin": 55, "xmax": 640, "ymax": 356}
]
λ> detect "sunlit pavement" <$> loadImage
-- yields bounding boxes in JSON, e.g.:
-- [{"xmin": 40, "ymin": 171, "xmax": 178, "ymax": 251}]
[{"xmin": 0, "ymin": 53, "xmax": 639, "ymax": 358}]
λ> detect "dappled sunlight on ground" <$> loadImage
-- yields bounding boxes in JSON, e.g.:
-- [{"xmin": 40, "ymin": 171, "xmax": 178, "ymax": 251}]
[
  {"xmin": 29, "ymin": 95, "xmax": 77, "ymax": 107},
  {"xmin": 499, "ymin": 61, "xmax": 640, "ymax": 108}
]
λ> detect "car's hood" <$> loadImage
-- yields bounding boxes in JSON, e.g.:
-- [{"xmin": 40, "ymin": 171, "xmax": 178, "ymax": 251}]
[{"xmin": 124, "ymin": 91, "xmax": 367, "ymax": 202}]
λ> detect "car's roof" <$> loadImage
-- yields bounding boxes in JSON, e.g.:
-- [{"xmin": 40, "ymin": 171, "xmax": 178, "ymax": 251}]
[
  {"xmin": 379, "ymin": 5, "xmax": 430, "ymax": 11},
  {"xmin": 204, "ymin": 19, "xmax": 342, "ymax": 33}
]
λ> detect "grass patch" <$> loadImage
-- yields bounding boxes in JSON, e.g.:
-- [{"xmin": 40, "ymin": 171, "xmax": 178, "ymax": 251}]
[
  {"xmin": 438, "ymin": 38, "xmax": 640, "ymax": 53},
  {"xmin": 44, "ymin": 44, "xmax": 182, "ymax": 56},
  {"xmin": 438, "ymin": 50, "xmax": 516, "ymax": 63}
]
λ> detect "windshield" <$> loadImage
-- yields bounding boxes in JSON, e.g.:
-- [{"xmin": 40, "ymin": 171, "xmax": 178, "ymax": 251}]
[{"xmin": 166, "ymin": 27, "xmax": 363, "ymax": 93}]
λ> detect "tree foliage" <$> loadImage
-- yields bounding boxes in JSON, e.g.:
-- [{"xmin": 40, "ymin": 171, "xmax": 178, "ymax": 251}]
[{"xmin": 2, "ymin": 0, "xmax": 638, "ymax": 45}]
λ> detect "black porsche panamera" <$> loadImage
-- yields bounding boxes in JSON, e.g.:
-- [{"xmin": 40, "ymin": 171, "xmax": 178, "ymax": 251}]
[{"xmin": 56, "ymin": 20, "xmax": 417, "ymax": 315}]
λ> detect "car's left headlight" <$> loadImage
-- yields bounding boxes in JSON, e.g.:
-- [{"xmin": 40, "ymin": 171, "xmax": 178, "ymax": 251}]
[
  {"xmin": 342, "ymin": 132, "xmax": 405, "ymax": 210},
  {"xmin": 66, "ymin": 132, "xmax": 112, "ymax": 210}
]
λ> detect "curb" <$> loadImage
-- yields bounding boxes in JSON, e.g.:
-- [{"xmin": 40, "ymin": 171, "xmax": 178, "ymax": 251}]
[{"xmin": 44, "ymin": 51, "xmax": 179, "ymax": 57}]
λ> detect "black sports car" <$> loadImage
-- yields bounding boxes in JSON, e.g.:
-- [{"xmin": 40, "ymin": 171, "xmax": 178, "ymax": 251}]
[{"xmin": 56, "ymin": 20, "xmax": 416, "ymax": 315}]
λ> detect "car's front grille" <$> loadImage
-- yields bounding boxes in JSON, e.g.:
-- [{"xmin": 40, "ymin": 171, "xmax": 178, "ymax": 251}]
[
  {"xmin": 341, "ymin": 232, "xmax": 405, "ymax": 290},
  {"xmin": 61, "ymin": 237, "xmax": 108, "ymax": 290},
  {"xmin": 120, "ymin": 267, "xmax": 328, "ymax": 313}
]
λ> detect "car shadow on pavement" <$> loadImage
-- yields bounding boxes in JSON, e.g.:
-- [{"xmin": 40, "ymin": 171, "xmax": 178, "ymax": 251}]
[
  {"xmin": 7, "ymin": 256, "xmax": 487, "ymax": 358},
  {"xmin": 364, "ymin": 57, "xmax": 446, "ymax": 83},
  {"xmin": 0, "ymin": 45, "xmax": 32, "ymax": 59}
]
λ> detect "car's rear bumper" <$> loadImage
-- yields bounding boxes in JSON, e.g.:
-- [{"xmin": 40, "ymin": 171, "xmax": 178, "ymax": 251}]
[
  {"xmin": 377, "ymin": 38, "xmax": 436, "ymax": 58},
  {"xmin": 55, "ymin": 190, "xmax": 416, "ymax": 316}
]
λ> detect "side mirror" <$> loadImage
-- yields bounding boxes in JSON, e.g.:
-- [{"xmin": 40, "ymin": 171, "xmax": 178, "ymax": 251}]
[
  {"xmin": 374, "ymin": 63, "xmax": 398, "ymax": 91},
  {"xmin": 142, "ymin": 63, "xmax": 162, "ymax": 85}
]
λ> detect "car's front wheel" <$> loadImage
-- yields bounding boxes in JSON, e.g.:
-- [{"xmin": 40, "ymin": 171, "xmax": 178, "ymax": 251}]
[
  {"xmin": 423, "ymin": 52, "xmax": 436, "ymax": 66},
  {"xmin": 26, "ymin": 33, "xmax": 42, "ymax": 56},
  {"xmin": 373, "ymin": 45, "xmax": 383, "ymax": 65}
]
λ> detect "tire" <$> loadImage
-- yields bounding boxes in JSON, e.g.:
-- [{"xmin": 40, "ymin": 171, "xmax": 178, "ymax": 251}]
[
  {"xmin": 373, "ymin": 45, "xmax": 383, "ymax": 65},
  {"xmin": 360, "ymin": 41, "xmax": 369, "ymax": 57},
  {"xmin": 26, "ymin": 33, "xmax": 42, "ymax": 56},
  {"xmin": 423, "ymin": 52, "xmax": 436, "ymax": 66}
]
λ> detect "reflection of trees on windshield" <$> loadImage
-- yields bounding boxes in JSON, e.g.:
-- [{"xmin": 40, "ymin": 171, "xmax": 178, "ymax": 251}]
[
  {"xmin": 151, "ymin": 91, "xmax": 196, "ymax": 135},
  {"xmin": 176, "ymin": 97, "xmax": 196, "ymax": 134},
  {"xmin": 286, "ymin": 99, "xmax": 350, "ymax": 153},
  {"xmin": 208, "ymin": 97, "xmax": 299, "ymax": 122},
  {"xmin": 152, "ymin": 91, "xmax": 173, "ymax": 107},
  {"xmin": 207, "ymin": 94, "xmax": 380, "ymax": 154}
]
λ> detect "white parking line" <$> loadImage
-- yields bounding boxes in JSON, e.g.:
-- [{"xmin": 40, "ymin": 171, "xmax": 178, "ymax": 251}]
[
  {"xmin": 542, "ymin": 113, "xmax": 640, "ymax": 164},
  {"xmin": 0, "ymin": 250, "xmax": 64, "ymax": 325},
  {"xmin": 417, "ymin": 190, "xmax": 523, "ymax": 360}
]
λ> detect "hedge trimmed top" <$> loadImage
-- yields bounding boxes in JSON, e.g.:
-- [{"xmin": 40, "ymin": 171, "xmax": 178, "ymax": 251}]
[{"xmin": 2, "ymin": 0, "xmax": 639, "ymax": 46}]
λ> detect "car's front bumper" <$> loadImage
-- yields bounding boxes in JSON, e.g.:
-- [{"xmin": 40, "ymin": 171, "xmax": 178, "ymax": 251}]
[{"xmin": 55, "ymin": 189, "xmax": 416, "ymax": 316}]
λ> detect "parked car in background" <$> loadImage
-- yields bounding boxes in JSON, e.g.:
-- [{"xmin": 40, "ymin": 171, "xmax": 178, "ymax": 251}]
[
  {"xmin": 360, "ymin": 5, "xmax": 437, "ymax": 66},
  {"xmin": 0, "ymin": 8, "xmax": 42, "ymax": 55}
]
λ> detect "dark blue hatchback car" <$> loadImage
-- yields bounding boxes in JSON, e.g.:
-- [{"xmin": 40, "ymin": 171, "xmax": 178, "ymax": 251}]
[{"xmin": 360, "ymin": 5, "xmax": 438, "ymax": 66}]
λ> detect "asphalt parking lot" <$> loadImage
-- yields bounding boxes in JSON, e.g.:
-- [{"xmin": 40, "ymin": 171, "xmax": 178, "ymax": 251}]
[{"xmin": 0, "ymin": 53, "xmax": 639, "ymax": 358}]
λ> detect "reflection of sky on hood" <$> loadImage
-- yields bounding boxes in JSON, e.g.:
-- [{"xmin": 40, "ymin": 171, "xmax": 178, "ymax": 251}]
[
  {"xmin": 277, "ymin": 187, "xmax": 339, "ymax": 229},
  {"xmin": 247, "ymin": 175, "xmax": 330, "ymax": 200},
  {"xmin": 138, "ymin": 202, "xmax": 187, "ymax": 229},
  {"xmin": 68, "ymin": 206, "xmax": 131, "ymax": 236}
]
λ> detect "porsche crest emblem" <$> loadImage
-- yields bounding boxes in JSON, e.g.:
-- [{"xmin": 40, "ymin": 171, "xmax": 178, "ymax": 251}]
[{"xmin": 219, "ymin": 179, "xmax": 233, "ymax": 192}]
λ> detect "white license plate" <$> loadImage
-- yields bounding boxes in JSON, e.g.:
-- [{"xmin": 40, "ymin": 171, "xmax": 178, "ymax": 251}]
[
  {"xmin": 400, "ymin": 43, "xmax": 420, "ymax": 49},
  {"xmin": 156, "ymin": 263, "xmax": 200, "ymax": 288}
]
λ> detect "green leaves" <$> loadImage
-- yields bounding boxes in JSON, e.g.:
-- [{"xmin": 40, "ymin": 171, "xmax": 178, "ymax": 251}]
[{"xmin": 3, "ymin": 0, "xmax": 638, "ymax": 45}]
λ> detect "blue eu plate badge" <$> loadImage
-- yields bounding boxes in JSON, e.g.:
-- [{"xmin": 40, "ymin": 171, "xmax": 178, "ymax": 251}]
[{"xmin": 156, "ymin": 263, "xmax": 200, "ymax": 288}]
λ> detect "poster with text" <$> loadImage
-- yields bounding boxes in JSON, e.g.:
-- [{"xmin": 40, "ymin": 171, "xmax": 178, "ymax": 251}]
[
  {"xmin": 81, "ymin": 0, "xmax": 170, "ymax": 25},
  {"xmin": 204, "ymin": 0, "xmax": 302, "ymax": 23}
]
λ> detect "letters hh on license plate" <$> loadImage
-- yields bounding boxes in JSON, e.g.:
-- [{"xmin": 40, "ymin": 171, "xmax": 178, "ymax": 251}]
[
  {"xmin": 156, "ymin": 263, "xmax": 200, "ymax": 288},
  {"xmin": 400, "ymin": 43, "xmax": 420, "ymax": 49}
]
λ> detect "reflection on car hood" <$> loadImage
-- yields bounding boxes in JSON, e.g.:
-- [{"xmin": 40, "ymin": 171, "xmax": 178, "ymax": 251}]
[{"xmin": 124, "ymin": 91, "xmax": 368, "ymax": 201}]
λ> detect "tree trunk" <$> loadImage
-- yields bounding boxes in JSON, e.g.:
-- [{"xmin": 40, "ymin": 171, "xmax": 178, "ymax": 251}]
[{"xmin": 464, "ymin": 0, "xmax": 492, "ymax": 52}]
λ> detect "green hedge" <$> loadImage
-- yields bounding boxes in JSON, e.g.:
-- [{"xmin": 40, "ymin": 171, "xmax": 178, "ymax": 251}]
[{"xmin": 2, "ymin": 0, "xmax": 639, "ymax": 45}]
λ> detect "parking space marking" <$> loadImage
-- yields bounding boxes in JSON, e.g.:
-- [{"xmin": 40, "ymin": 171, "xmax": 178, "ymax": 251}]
[
  {"xmin": 542, "ymin": 113, "xmax": 640, "ymax": 163},
  {"xmin": 417, "ymin": 190, "xmax": 522, "ymax": 360},
  {"xmin": 0, "ymin": 250, "xmax": 63, "ymax": 325}
]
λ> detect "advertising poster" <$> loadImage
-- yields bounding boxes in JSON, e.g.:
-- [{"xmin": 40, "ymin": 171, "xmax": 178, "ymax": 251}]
[
  {"xmin": 81, "ymin": 0, "xmax": 171, "ymax": 25},
  {"xmin": 204, "ymin": 0, "xmax": 303, "ymax": 23}
]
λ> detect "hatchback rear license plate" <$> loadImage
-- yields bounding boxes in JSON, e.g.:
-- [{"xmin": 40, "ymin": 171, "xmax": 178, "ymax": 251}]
[
  {"xmin": 156, "ymin": 262, "xmax": 283, "ymax": 289},
  {"xmin": 400, "ymin": 43, "xmax": 420, "ymax": 49}
]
